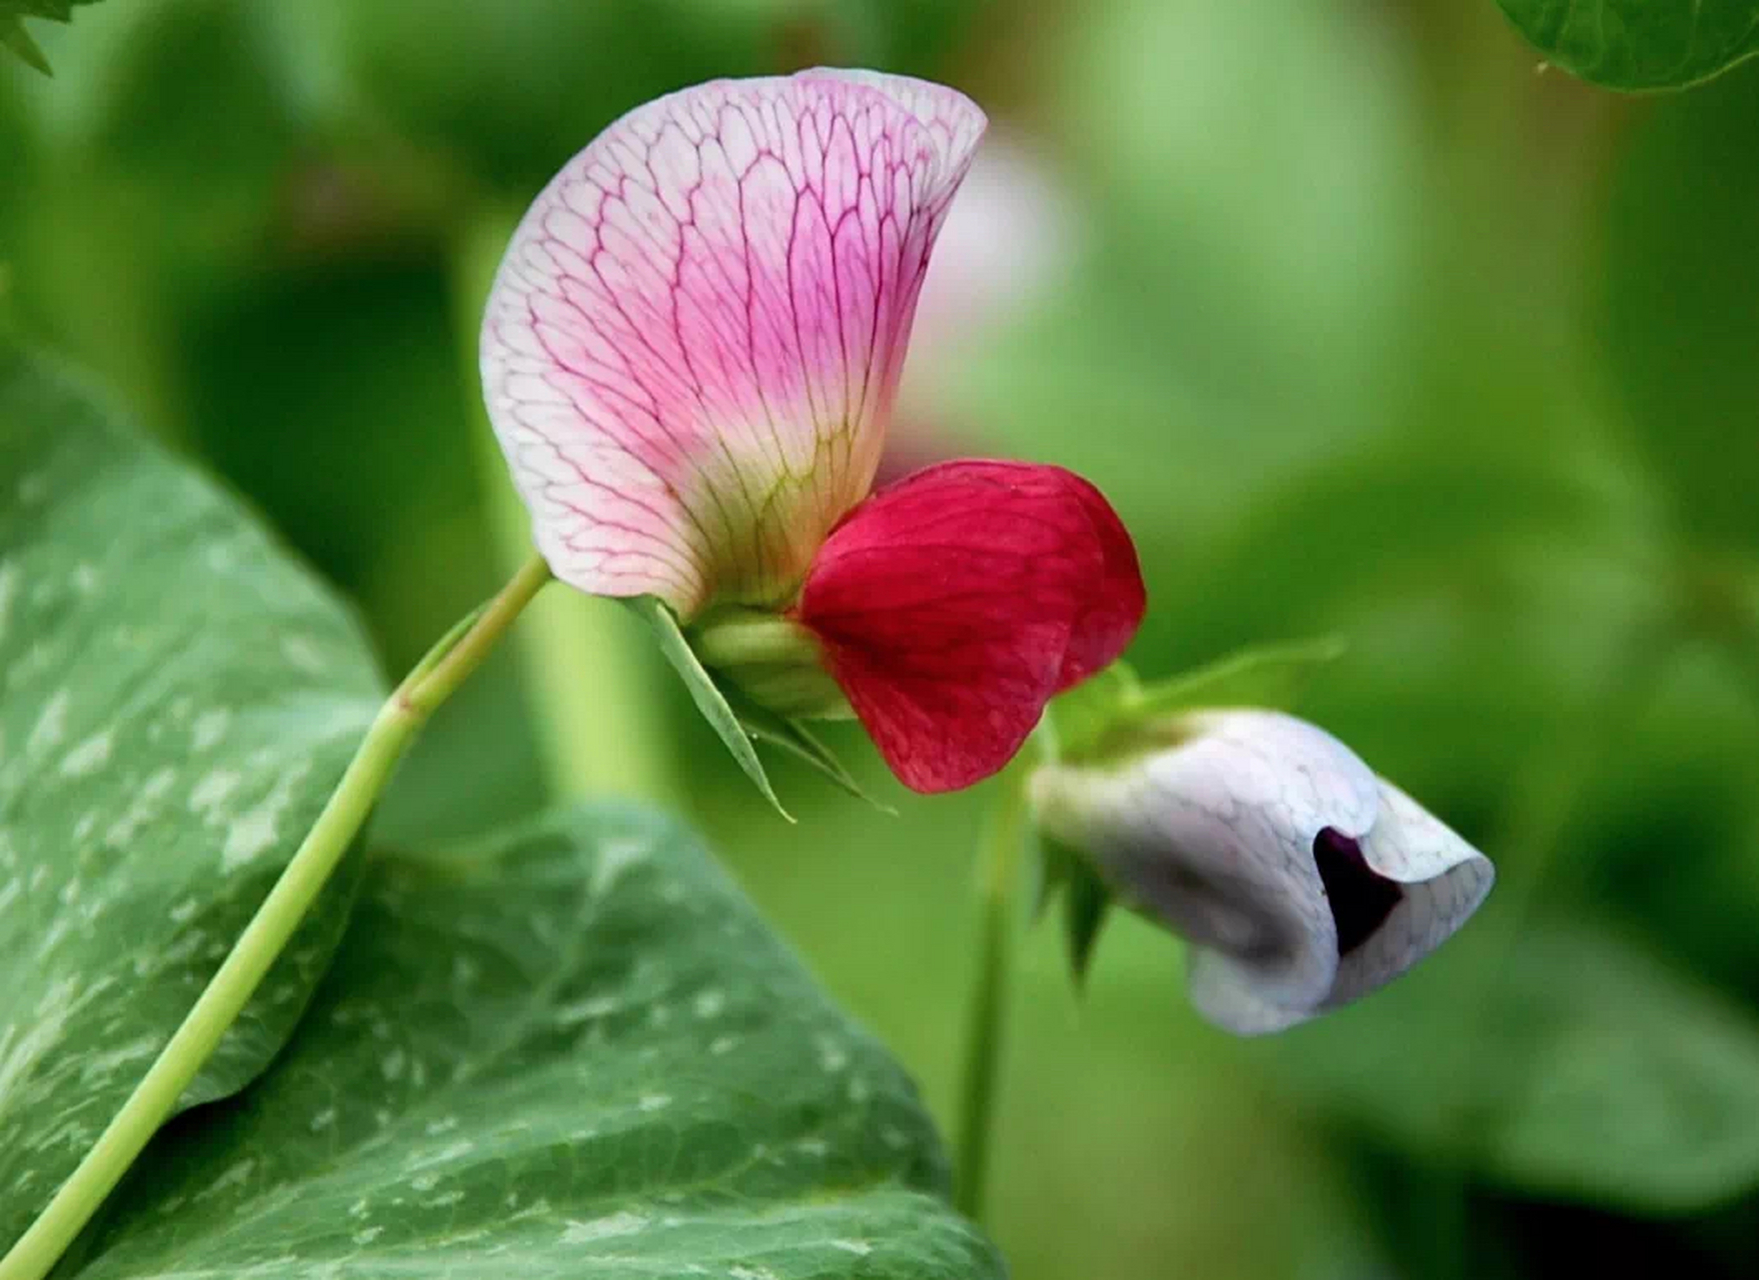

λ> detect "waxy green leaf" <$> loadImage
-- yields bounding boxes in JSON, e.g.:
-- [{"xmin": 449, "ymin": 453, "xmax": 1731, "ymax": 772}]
[
  {"xmin": 71, "ymin": 806, "xmax": 1001, "ymax": 1279},
  {"xmin": 0, "ymin": 347, "xmax": 385, "ymax": 1250}
]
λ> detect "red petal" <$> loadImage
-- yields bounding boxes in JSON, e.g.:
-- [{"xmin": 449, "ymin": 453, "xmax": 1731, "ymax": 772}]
[
  {"xmin": 1054, "ymin": 470, "xmax": 1147, "ymax": 690},
  {"xmin": 795, "ymin": 460, "xmax": 1145, "ymax": 793}
]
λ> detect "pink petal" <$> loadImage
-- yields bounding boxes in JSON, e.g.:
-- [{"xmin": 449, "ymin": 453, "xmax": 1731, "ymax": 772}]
[
  {"xmin": 795, "ymin": 460, "xmax": 1145, "ymax": 793},
  {"xmin": 481, "ymin": 70, "xmax": 987, "ymax": 619}
]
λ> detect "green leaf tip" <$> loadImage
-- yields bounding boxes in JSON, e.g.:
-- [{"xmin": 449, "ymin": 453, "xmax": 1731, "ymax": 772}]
[
  {"xmin": 627, "ymin": 596, "xmax": 795, "ymax": 822},
  {"xmin": 731, "ymin": 693, "xmax": 897, "ymax": 814},
  {"xmin": 1495, "ymin": 0, "xmax": 1759, "ymax": 91},
  {"xmin": 0, "ymin": 16, "xmax": 50, "ymax": 73},
  {"xmin": 1062, "ymin": 853, "xmax": 1113, "ymax": 991},
  {"xmin": 1, "ymin": 1, "xmax": 104, "ymax": 74}
]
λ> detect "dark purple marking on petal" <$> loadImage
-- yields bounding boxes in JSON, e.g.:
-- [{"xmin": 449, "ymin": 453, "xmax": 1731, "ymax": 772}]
[{"xmin": 1312, "ymin": 827, "xmax": 1404, "ymax": 957}]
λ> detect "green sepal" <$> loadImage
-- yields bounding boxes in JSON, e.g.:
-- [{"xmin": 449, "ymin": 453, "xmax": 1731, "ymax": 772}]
[
  {"xmin": 1063, "ymin": 853, "xmax": 1114, "ymax": 991},
  {"xmin": 1046, "ymin": 637, "xmax": 1346, "ymax": 766},
  {"xmin": 1031, "ymin": 832, "xmax": 1113, "ymax": 991},
  {"xmin": 725, "ymin": 688, "xmax": 896, "ymax": 814},
  {"xmin": 1131, "ymin": 634, "xmax": 1346, "ymax": 718},
  {"xmin": 1032, "ymin": 827, "xmax": 1075, "ymax": 921},
  {"xmin": 627, "ymin": 596, "xmax": 794, "ymax": 822},
  {"xmin": 1040, "ymin": 661, "xmax": 1142, "ymax": 762},
  {"xmin": 0, "ymin": 16, "xmax": 50, "ymax": 73}
]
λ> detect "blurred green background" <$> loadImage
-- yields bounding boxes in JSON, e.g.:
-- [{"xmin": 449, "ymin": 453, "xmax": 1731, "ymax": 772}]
[{"xmin": 6, "ymin": 1, "xmax": 1759, "ymax": 1276}]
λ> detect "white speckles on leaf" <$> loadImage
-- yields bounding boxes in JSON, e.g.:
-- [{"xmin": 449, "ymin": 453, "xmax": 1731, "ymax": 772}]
[
  {"xmin": 104, "ymin": 767, "xmax": 178, "ymax": 848},
  {"xmin": 193, "ymin": 1159, "xmax": 255, "ymax": 1201},
  {"xmin": 590, "ymin": 837, "xmax": 650, "ymax": 898},
  {"xmin": 0, "ymin": 561, "xmax": 18, "ymax": 640},
  {"xmin": 310, "ymin": 1108, "xmax": 337, "ymax": 1132},
  {"xmin": 191, "ymin": 708, "xmax": 231, "ymax": 752},
  {"xmin": 58, "ymin": 730, "xmax": 112, "ymax": 777},
  {"xmin": 561, "ymin": 1210, "xmax": 650, "ymax": 1244},
  {"xmin": 26, "ymin": 689, "xmax": 69, "ymax": 756},
  {"xmin": 637, "ymin": 1093, "xmax": 672, "ymax": 1113},
  {"xmin": 78, "ymin": 1034, "xmax": 163, "ymax": 1083},
  {"xmin": 815, "ymin": 1036, "xmax": 848, "ymax": 1073},
  {"xmin": 221, "ymin": 761, "xmax": 312, "ymax": 872},
  {"xmin": 830, "ymin": 1239, "xmax": 874, "ymax": 1256},
  {"xmin": 556, "ymin": 994, "xmax": 624, "ymax": 1025},
  {"xmin": 692, "ymin": 989, "xmax": 726, "ymax": 1019},
  {"xmin": 279, "ymin": 636, "xmax": 326, "ymax": 675},
  {"xmin": 189, "ymin": 767, "xmax": 241, "ymax": 817},
  {"xmin": 352, "ymin": 1226, "xmax": 383, "ymax": 1245},
  {"xmin": 405, "ymin": 1139, "xmax": 476, "ymax": 1171}
]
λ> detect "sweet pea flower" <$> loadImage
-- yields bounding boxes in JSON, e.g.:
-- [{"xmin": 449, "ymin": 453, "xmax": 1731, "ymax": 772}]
[
  {"xmin": 1030, "ymin": 709, "xmax": 1493, "ymax": 1034},
  {"xmin": 481, "ymin": 70, "xmax": 1145, "ymax": 793}
]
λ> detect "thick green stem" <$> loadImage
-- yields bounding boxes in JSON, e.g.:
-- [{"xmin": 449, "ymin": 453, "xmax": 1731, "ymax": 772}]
[
  {"xmin": 953, "ymin": 762, "xmax": 1030, "ymax": 1221},
  {"xmin": 0, "ymin": 556, "xmax": 552, "ymax": 1280}
]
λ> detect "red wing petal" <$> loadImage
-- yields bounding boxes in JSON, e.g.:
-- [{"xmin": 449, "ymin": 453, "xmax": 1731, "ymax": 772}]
[
  {"xmin": 1054, "ymin": 469, "xmax": 1147, "ymax": 690},
  {"xmin": 796, "ymin": 460, "xmax": 1144, "ymax": 793}
]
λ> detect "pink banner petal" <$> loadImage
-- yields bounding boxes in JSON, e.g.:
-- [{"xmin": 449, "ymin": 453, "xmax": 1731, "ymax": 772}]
[
  {"xmin": 482, "ymin": 70, "xmax": 986, "ymax": 618},
  {"xmin": 796, "ymin": 460, "xmax": 1145, "ymax": 793}
]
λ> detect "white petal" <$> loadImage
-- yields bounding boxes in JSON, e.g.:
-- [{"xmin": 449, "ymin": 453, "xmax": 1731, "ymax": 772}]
[
  {"xmin": 1032, "ymin": 709, "xmax": 1379, "ymax": 1031},
  {"xmin": 1324, "ymin": 779, "xmax": 1495, "ymax": 1009}
]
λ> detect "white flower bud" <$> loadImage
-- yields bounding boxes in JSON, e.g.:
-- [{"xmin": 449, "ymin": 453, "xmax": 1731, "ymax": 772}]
[{"xmin": 1030, "ymin": 709, "xmax": 1493, "ymax": 1034}]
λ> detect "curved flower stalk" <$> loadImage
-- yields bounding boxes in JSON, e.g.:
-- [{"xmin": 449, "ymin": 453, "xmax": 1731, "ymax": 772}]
[
  {"xmin": 481, "ymin": 69, "xmax": 1145, "ymax": 798},
  {"xmin": 1031, "ymin": 707, "xmax": 1494, "ymax": 1034}
]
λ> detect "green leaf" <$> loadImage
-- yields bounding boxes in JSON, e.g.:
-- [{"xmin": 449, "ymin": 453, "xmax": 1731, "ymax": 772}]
[
  {"xmin": 1267, "ymin": 918, "xmax": 1759, "ymax": 1211},
  {"xmin": 72, "ymin": 806, "xmax": 1001, "ymax": 1279},
  {"xmin": 0, "ymin": 1, "xmax": 101, "ymax": 73},
  {"xmin": 1599, "ymin": 63, "xmax": 1759, "ymax": 554},
  {"xmin": 0, "ymin": 347, "xmax": 385, "ymax": 1249},
  {"xmin": 629, "ymin": 596, "xmax": 794, "ymax": 822},
  {"xmin": 1496, "ymin": 0, "xmax": 1759, "ymax": 90}
]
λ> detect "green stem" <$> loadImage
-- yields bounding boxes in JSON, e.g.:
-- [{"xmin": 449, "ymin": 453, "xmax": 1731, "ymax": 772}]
[
  {"xmin": 691, "ymin": 609, "xmax": 820, "ymax": 669},
  {"xmin": 0, "ymin": 555, "xmax": 552, "ymax": 1280},
  {"xmin": 953, "ymin": 762, "xmax": 1030, "ymax": 1222}
]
